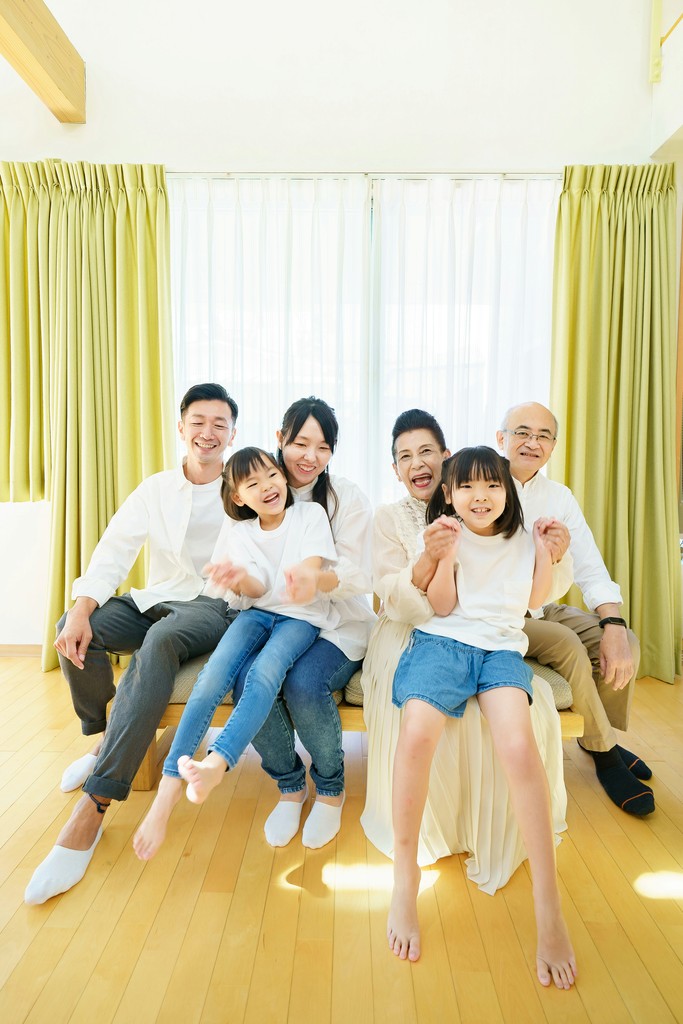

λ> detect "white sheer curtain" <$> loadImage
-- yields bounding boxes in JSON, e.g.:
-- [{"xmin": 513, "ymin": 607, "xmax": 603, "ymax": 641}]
[
  {"xmin": 369, "ymin": 175, "xmax": 561, "ymax": 498},
  {"xmin": 169, "ymin": 173, "xmax": 560, "ymax": 503},
  {"xmin": 169, "ymin": 175, "xmax": 370, "ymax": 467}
]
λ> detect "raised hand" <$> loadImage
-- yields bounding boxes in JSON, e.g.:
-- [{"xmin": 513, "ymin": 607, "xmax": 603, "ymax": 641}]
[
  {"xmin": 425, "ymin": 514, "xmax": 461, "ymax": 563},
  {"xmin": 203, "ymin": 559, "xmax": 248, "ymax": 593},
  {"xmin": 284, "ymin": 563, "xmax": 320, "ymax": 604}
]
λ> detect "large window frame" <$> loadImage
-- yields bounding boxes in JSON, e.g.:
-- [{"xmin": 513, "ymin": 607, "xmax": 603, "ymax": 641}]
[{"xmin": 168, "ymin": 172, "xmax": 561, "ymax": 504}]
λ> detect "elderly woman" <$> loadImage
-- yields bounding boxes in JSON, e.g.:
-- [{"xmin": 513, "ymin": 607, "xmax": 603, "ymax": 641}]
[{"xmin": 360, "ymin": 409, "xmax": 567, "ymax": 894}]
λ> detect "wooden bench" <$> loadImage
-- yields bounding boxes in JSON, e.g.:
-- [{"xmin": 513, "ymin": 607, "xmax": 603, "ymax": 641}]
[{"xmin": 131, "ymin": 657, "xmax": 584, "ymax": 790}]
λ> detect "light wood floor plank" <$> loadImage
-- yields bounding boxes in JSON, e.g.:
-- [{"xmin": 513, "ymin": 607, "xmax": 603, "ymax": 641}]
[{"xmin": 1, "ymin": 660, "xmax": 682, "ymax": 1023}]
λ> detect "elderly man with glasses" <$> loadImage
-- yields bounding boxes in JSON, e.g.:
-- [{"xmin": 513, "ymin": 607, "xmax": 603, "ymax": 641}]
[{"xmin": 497, "ymin": 402, "xmax": 653, "ymax": 817}]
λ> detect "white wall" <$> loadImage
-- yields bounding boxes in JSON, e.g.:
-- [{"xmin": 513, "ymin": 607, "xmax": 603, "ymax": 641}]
[
  {"xmin": 0, "ymin": 503, "xmax": 51, "ymax": 645},
  {"xmin": 0, "ymin": 0, "xmax": 655, "ymax": 170},
  {"xmin": 0, "ymin": 1, "xmax": 674, "ymax": 644}
]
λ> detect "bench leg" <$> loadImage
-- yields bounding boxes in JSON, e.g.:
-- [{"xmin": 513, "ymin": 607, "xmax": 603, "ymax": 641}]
[
  {"xmin": 133, "ymin": 735, "xmax": 159, "ymax": 791},
  {"xmin": 131, "ymin": 727, "xmax": 177, "ymax": 791}
]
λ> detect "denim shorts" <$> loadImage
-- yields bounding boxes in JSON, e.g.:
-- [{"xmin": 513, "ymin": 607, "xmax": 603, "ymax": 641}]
[{"xmin": 392, "ymin": 629, "xmax": 533, "ymax": 718}]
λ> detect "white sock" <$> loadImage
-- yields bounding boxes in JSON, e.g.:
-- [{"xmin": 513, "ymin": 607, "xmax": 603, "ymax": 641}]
[
  {"xmin": 302, "ymin": 794, "xmax": 346, "ymax": 850},
  {"xmin": 60, "ymin": 753, "xmax": 98, "ymax": 793},
  {"xmin": 24, "ymin": 827, "xmax": 103, "ymax": 905},
  {"xmin": 264, "ymin": 787, "xmax": 308, "ymax": 847}
]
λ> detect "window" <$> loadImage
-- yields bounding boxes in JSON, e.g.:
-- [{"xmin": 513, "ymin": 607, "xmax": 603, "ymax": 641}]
[{"xmin": 169, "ymin": 173, "xmax": 560, "ymax": 503}]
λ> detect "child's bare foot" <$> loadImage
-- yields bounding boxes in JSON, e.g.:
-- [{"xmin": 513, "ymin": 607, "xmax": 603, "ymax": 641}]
[
  {"xmin": 133, "ymin": 776, "xmax": 182, "ymax": 860},
  {"xmin": 177, "ymin": 753, "xmax": 226, "ymax": 804},
  {"xmin": 536, "ymin": 905, "xmax": 577, "ymax": 989},
  {"xmin": 387, "ymin": 863, "xmax": 422, "ymax": 962}
]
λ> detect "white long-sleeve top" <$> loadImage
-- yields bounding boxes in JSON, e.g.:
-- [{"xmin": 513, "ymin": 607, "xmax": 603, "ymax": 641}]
[
  {"xmin": 292, "ymin": 475, "xmax": 375, "ymax": 660},
  {"xmin": 208, "ymin": 474, "xmax": 375, "ymax": 659},
  {"xmin": 216, "ymin": 502, "xmax": 340, "ymax": 630},
  {"xmin": 71, "ymin": 465, "xmax": 227, "ymax": 611},
  {"xmin": 514, "ymin": 472, "xmax": 622, "ymax": 611}
]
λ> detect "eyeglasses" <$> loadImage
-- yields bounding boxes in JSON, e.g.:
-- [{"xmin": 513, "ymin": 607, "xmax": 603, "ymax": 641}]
[{"xmin": 504, "ymin": 429, "xmax": 556, "ymax": 444}]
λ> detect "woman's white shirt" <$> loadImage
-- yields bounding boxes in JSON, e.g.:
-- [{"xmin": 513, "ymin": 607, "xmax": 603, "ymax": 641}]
[{"xmin": 291, "ymin": 475, "xmax": 375, "ymax": 661}]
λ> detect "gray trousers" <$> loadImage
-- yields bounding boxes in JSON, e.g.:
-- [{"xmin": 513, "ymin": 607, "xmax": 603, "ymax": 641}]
[
  {"xmin": 523, "ymin": 603, "xmax": 640, "ymax": 752},
  {"xmin": 58, "ymin": 593, "xmax": 231, "ymax": 801}
]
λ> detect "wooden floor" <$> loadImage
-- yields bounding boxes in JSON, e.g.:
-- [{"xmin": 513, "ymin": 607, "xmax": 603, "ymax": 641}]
[{"xmin": 1, "ymin": 659, "xmax": 683, "ymax": 1023}]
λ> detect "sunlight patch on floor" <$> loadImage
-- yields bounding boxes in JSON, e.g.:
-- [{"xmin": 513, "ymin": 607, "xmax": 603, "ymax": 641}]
[{"xmin": 633, "ymin": 871, "xmax": 683, "ymax": 899}]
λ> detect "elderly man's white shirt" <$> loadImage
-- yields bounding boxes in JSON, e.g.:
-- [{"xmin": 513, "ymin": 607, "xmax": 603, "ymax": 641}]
[
  {"xmin": 71, "ymin": 465, "xmax": 227, "ymax": 611},
  {"xmin": 514, "ymin": 472, "xmax": 622, "ymax": 610}
]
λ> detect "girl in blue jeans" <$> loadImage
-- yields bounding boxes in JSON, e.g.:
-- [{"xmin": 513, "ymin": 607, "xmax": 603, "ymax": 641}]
[
  {"xmin": 388, "ymin": 447, "xmax": 577, "ymax": 990},
  {"xmin": 133, "ymin": 446, "xmax": 338, "ymax": 859}
]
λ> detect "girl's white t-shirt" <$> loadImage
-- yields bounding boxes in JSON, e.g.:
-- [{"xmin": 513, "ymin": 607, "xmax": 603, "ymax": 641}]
[
  {"xmin": 416, "ymin": 524, "xmax": 536, "ymax": 654},
  {"xmin": 221, "ymin": 502, "xmax": 340, "ymax": 631},
  {"xmin": 184, "ymin": 477, "xmax": 225, "ymax": 577}
]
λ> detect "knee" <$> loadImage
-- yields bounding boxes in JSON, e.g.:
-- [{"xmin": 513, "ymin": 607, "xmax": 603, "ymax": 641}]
[
  {"xmin": 281, "ymin": 662, "xmax": 317, "ymax": 706},
  {"xmin": 495, "ymin": 730, "xmax": 538, "ymax": 771}
]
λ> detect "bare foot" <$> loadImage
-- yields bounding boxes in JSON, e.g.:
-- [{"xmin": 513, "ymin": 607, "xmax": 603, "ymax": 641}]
[
  {"xmin": 55, "ymin": 794, "xmax": 109, "ymax": 851},
  {"xmin": 387, "ymin": 863, "xmax": 422, "ymax": 962},
  {"xmin": 133, "ymin": 776, "xmax": 182, "ymax": 860},
  {"xmin": 536, "ymin": 905, "xmax": 577, "ymax": 989},
  {"xmin": 177, "ymin": 753, "xmax": 227, "ymax": 804}
]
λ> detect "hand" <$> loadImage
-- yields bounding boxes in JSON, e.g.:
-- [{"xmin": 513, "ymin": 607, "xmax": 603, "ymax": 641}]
[
  {"xmin": 54, "ymin": 599, "xmax": 96, "ymax": 669},
  {"xmin": 284, "ymin": 563, "xmax": 319, "ymax": 604},
  {"xmin": 203, "ymin": 560, "xmax": 247, "ymax": 593},
  {"xmin": 599, "ymin": 626, "xmax": 634, "ymax": 690},
  {"xmin": 424, "ymin": 515, "xmax": 461, "ymax": 563},
  {"xmin": 538, "ymin": 518, "xmax": 570, "ymax": 564},
  {"xmin": 533, "ymin": 517, "xmax": 560, "ymax": 561}
]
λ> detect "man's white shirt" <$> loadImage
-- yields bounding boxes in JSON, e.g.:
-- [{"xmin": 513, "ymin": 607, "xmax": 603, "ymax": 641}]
[
  {"xmin": 514, "ymin": 472, "xmax": 622, "ymax": 611},
  {"xmin": 71, "ymin": 465, "xmax": 227, "ymax": 611}
]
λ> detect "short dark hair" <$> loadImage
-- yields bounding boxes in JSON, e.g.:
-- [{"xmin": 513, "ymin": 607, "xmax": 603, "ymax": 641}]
[
  {"xmin": 180, "ymin": 383, "xmax": 238, "ymax": 423},
  {"xmin": 426, "ymin": 445, "xmax": 524, "ymax": 539},
  {"xmin": 391, "ymin": 409, "xmax": 447, "ymax": 461},
  {"xmin": 221, "ymin": 447, "xmax": 292, "ymax": 522},
  {"xmin": 276, "ymin": 396, "xmax": 339, "ymax": 521}
]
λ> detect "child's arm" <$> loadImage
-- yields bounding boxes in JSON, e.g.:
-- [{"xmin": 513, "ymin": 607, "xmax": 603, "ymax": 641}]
[
  {"xmin": 425, "ymin": 516, "xmax": 461, "ymax": 616},
  {"xmin": 529, "ymin": 518, "xmax": 554, "ymax": 610},
  {"xmin": 203, "ymin": 560, "xmax": 267, "ymax": 600},
  {"xmin": 284, "ymin": 556, "xmax": 323, "ymax": 605}
]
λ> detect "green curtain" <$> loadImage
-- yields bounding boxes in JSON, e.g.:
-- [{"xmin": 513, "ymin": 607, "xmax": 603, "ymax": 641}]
[
  {"xmin": 551, "ymin": 163, "xmax": 680, "ymax": 682},
  {"xmin": 0, "ymin": 160, "xmax": 175, "ymax": 669}
]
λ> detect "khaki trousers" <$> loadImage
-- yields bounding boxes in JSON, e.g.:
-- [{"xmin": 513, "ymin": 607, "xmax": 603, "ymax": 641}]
[{"xmin": 523, "ymin": 603, "xmax": 640, "ymax": 752}]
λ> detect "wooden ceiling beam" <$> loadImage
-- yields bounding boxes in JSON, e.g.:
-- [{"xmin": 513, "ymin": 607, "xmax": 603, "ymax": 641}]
[{"xmin": 0, "ymin": 0, "xmax": 85, "ymax": 123}]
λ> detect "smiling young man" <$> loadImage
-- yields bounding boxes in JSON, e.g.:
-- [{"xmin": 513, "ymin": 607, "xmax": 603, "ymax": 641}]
[
  {"xmin": 497, "ymin": 402, "xmax": 653, "ymax": 817},
  {"xmin": 25, "ymin": 383, "xmax": 238, "ymax": 905}
]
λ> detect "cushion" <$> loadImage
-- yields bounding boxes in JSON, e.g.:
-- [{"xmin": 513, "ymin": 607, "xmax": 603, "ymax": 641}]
[
  {"xmin": 167, "ymin": 653, "xmax": 572, "ymax": 711},
  {"xmin": 525, "ymin": 658, "xmax": 573, "ymax": 710}
]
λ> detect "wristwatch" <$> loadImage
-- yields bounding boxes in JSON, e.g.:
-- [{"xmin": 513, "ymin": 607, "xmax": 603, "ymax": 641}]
[{"xmin": 598, "ymin": 616, "xmax": 627, "ymax": 628}]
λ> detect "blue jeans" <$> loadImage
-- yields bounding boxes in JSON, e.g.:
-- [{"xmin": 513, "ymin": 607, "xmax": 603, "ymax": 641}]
[
  {"xmin": 232, "ymin": 637, "xmax": 362, "ymax": 797},
  {"xmin": 163, "ymin": 609, "xmax": 319, "ymax": 776}
]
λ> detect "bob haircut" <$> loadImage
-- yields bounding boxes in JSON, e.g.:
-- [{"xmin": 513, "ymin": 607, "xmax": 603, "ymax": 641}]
[
  {"xmin": 391, "ymin": 409, "xmax": 447, "ymax": 462},
  {"xmin": 221, "ymin": 447, "xmax": 293, "ymax": 522},
  {"xmin": 426, "ymin": 445, "xmax": 524, "ymax": 539},
  {"xmin": 277, "ymin": 396, "xmax": 339, "ymax": 521}
]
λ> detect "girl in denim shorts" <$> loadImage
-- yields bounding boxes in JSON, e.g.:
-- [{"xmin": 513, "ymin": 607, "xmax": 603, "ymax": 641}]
[{"xmin": 387, "ymin": 446, "xmax": 577, "ymax": 991}]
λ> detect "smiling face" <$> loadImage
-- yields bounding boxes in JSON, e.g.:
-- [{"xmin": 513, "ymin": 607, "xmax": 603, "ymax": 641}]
[
  {"xmin": 277, "ymin": 415, "xmax": 333, "ymax": 488},
  {"xmin": 447, "ymin": 475, "xmax": 507, "ymax": 536},
  {"xmin": 179, "ymin": 399, "xmax": 236, "ymax": 477},
  {"xmin": 232, "ymin": 457, "xmax": 289, "ymax": 526},
  {"xmin": 496, "ymin": 402, "xmax": 557, "ymax": 484},
  {"xmin": 393, "ymin": 428, "xmax": 449, "ymax": 502}
]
